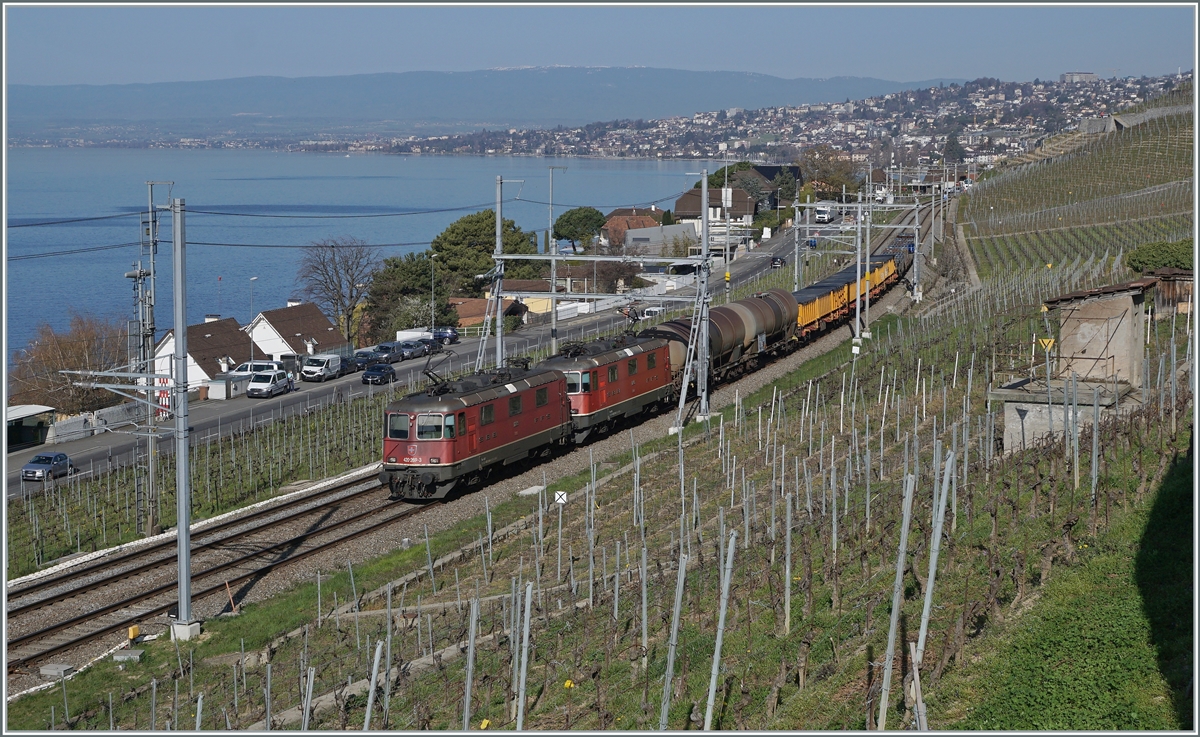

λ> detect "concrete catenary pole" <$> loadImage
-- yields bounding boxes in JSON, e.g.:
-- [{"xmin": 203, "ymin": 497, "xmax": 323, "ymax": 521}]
[
  {"xmin": 495, "ymin": 176, "xmax": 505, "ymax": 368},
  {"xmin": 171, "ymin": 197, "xmax": 195, "ymax": 631},
  {"xmin": 659, "ymin": 553, "xmax": 689, "ymax": 730},
  {"xmin": 548, "ymin": 166, "xmax": 567, "ymax": 354},
  {"xmin": 915, "ymin": 451, "xmax": 955, "ymax": 665}
]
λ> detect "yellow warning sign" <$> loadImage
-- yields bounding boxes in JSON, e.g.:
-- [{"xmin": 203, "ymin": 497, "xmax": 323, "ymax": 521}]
[{"xmin": 1038, "ymin": 338, "xmax": 1055, "ymax": 351}]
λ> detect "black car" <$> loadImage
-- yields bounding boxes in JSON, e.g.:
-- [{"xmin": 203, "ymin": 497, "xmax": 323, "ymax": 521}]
[
  {"xmin": 416, "ymin": 337, "xmax": 442, "ymax": 355},
  {"xmin": 429, "ymin": 326, "xmax": 460, "ymax": 345},
  {"xmin": 770, "ymin": 256, "xmax": 786, "ymax": 269},
  {"xmin": 362, "ymin": 364, "xmax": 397, "ymax": 385},
  {"xmin": 352, "ymin": 349, "xmax": 388, "ymax": 371}
]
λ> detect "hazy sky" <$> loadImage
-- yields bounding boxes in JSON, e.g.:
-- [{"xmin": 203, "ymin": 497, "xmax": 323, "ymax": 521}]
[{"xmin": 5, "ymin": 4, "xmax": 1195, "ymax": 86}]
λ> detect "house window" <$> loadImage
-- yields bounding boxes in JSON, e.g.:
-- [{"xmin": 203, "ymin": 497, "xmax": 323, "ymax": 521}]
[
  {"xmin": 608, "ymin": 365, "xmax": 619, "ymax": 383},
  {"xmin": 535, "ymin": 387, "xmax": 548, "ymax": 407},
  {"xmin": 627, "ymin": 358, "xmax": 638, "ymax": 376},
  {"xmin": 647, "ymin": 352, "xmax": 657, "ymax": 370},
  {"xmin": 480, "ymin": 404, "xmax": 494, "ymax": 426},
  {"xmin": 509, "ymin": 395, "xmax": 522, "ymax": 416}
]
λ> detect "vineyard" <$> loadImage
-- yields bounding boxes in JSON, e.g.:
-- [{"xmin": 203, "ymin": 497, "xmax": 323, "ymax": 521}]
[
  {"xmin": 960, "ymin": 93, "xmax": 1193, "ymax": 278},
  {"xmin": 12, "ymin": 247, "xmax": 1191, "ymax": 730}
]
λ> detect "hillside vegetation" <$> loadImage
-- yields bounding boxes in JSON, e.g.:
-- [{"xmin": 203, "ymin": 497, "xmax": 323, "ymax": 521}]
[{"xmin": 960, "ymin": 97, "xmax": 1193, "ymax": 278}]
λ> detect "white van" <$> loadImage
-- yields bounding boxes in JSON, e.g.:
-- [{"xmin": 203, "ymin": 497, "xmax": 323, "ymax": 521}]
[
  {"xmin": 301, "ymin": 353, "xmax": 343, "ymax": 382},
  {"xmin": 228, "ymin": 360, "xmax": 285, "ymax": 379}
]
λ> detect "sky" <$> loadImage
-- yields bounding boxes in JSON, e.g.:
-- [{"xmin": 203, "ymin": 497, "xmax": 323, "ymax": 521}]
[{"xmin": 5, "ymin": 4, "xmax": 1195, "ymax": 87}]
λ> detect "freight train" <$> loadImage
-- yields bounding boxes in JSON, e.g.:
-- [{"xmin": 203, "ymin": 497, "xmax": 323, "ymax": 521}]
[{"xmin": 379, "ymin": 245, "xmax": 912, "ymax": 500}]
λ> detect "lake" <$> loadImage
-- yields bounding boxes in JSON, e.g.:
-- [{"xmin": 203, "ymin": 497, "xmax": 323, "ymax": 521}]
[{"xmin": 6, "ymin": 149, "xmax": 705, "ymax": 362}]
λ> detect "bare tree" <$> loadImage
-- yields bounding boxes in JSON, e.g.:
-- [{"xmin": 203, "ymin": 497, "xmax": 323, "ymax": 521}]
[
  {"xmin": 296, "ymin": 237, "xmax": 381, "ymax": 346},
  {"xmin": 9, "ymin": 312, "xmax": 129, "ymax": 415}
]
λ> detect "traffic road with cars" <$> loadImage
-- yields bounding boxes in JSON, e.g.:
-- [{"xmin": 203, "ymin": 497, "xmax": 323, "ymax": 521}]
[{"xmin": 4, "ymin": 218, "xmax": 853, "ymax": 499}]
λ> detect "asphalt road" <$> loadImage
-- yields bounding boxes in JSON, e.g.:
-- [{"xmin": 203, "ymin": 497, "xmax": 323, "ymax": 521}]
[{"xmin": 5, "ymin": 219, "xmax": 855, "ymax": 499}]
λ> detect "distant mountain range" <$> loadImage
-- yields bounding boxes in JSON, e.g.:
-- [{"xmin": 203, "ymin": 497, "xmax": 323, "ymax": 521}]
[{"xmin": 8, "ymin": 67, "xmax": 966, "ymax": 138}]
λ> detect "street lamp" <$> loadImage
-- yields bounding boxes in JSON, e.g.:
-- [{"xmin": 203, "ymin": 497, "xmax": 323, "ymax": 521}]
[
  {"xmin": 430, "ymin": 253, "xmax": 437, "ymax": 332},
  {"xmin": 249, "ymin": 276, "xmax": 258, "ymax": 365}
]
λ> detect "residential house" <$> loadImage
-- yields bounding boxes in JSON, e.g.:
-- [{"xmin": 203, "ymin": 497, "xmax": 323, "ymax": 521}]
[
  {"xmin": 622, "ymin": 222, "xmax": 699, "ymax": 256},
  {"xmin": 486, "ymin": 279, "xmax": 566, "ymax": 316},
  {"xmin": 599, "ymin": 215, "xmax": 660, "ymax": 249},
  {"xmin": 450, "ymin": 297, "xmax": 528, "ymax": 327},
  {"xmin": 673, "ymin": 187, "xmax": 757, "ymax": 223},
  {"xmin": 246, "ymin": 300, "xmax": 352, "ymax": 363},
  {"xmin": 153, "ymin": 315, "xmax": 255, "ymax": 392},
  {"xmin": 604, "ymin": 205, "xmax": 665, "ymax": 223}
]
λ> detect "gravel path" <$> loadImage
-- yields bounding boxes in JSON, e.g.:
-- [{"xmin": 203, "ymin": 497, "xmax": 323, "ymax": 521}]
[{"xmin": 7, "ymin": 281, "xmax": 915, "ymax": 698}]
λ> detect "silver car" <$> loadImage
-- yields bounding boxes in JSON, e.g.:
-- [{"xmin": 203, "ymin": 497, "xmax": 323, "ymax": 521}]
[
  {"xmin": 22, "ymin": 452, "xmax": 74, "ymax": 481},
  {"xmin": 246, "ymin": 370, "xmax": 291, "ymax": 398}
]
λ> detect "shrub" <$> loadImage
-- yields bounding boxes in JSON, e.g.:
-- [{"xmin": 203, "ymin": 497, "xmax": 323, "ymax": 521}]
[{"xmin": 1125, "ymin": 239, "xmax": 1193, "ymax": 273}]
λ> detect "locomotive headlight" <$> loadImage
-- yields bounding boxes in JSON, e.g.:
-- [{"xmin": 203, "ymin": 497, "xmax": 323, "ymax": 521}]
[
  {"xmin": 430, "ymin": 457, "xmax": 440, "ymax": 464},
  {"xmin": 388, "ymin": 457, "xmax": 397, "ymax": 463}
]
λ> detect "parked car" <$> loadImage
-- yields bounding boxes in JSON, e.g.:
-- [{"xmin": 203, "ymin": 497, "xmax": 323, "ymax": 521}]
[
  {"xmin": 770, "ymin": 256, "xmax": 786, "ymax": 269},
  {"xmin": 397, "ymin": 341, "xmax": 428, "ymax": 360},
  {"xmin": 336, "ymin": 356, "xmax": 354, "ymax": 376},
  {"xmin": 374, "ymin": 342, "xmax": 405, "ymax": 363},
  {"xmin": 352, "ymin": 349, "xmax": 388, "ymax": 370},
  {"xmin": 362, "ymin": 363, "xmax": 396, "ymax": 385},
  {"xmin": 21, "ymin": 452, "xmax": 74, "ymax": 482},
  {"xmin": 428, "ymin": 326, "xmax": 460, "ymax": 345},
  {"xmin": 246, "ymin": 370, "xmax": 291, "ymax": 398},
  {"xmin": 228, "ymin": 360, "xmax": 285, "ymax": 379},
  {"xmin": 416, "ymin": 337, "xmax": 442, "ymax": 355},
  {"xmin": 641, "ymin": 306, "xmax": 664, "ymax": 318},
  {"xmin": 300, "ymin": 353, "xmax": 344, "ymax": 382}
]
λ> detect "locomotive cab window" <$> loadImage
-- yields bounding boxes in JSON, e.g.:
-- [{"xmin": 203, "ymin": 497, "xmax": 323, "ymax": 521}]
[
  {"xmin": 647, "ymin": 352, "xmax": 657, "ymax": 369},
  {"xmin": 387, "ymin": 413, "xmax": 411, "ymax": 440},
  {"xmin": 443, "ymin": 414, "xmax": 456, "ymax": 439},
  {"xmin": 417, "ymin": 414, "xmax": 443, "ymax": 440},
  {"xmin": 608, "ymin": 365, "xmax": 619, "ymax": 383},
  {"xmin": 582, "ymin": 371, "xmax": 591, "ymax": 392},
  {"xmin": 567, "ymin": 372, "xmax": 592, "ymax": 394},
  {"xmin": 457, "ymin": 412, "xmax": 467, "ymax": 437},
  {"xmin": 627, "ymin": 358, "xmax": 638, "ymax": 375},
  {"xmin": 535, "ymin": 387, "xmax": 548, "ymax": 407},
  {"xmin": 509, "ymin": 395, "xmax": 522, "ymax": 416},
  {"xmin": 480, "ymin": 404, "xmax": 495, "ymax": 426}
]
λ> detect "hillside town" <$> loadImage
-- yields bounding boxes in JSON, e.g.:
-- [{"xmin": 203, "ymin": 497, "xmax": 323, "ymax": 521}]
[{"xmin": 300, "ymin": 72, "xmax": 1190, "ymax": 168}]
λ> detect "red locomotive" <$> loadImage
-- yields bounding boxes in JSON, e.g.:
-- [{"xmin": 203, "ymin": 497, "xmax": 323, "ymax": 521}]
[
  {"xmin": 379, "ymin": 366, "xmax": 573, "ymax": 500},
  {"xmin": 537, "ymin": 335, "xmax": 677, "ymax": 443}
]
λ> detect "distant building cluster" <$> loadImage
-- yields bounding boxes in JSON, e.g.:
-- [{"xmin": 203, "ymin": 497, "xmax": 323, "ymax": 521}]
[{"xmin": 10, "ymin": 72, "xmax": 1189, "ymax": 173}]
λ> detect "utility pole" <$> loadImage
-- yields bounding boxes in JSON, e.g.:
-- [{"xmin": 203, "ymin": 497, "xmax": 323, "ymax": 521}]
[
  {"xmin": 430, "ymin": 253, "xmax": 437, "ymax": 331},
  {"xmin": 863, "ymin": 194, "xmax": 872, "ymax": 339},
  {"xmin": 854, "ymin": 193, "xmax": 863, "ymax": 340},
  {"xmin": 494, "ymin": 176, "xmax": 505, "ymax": 368},
  {"xmin": 548, "ymin": 166, "xmax": 567, "ymax": 354},
  {"xmin": 792, "ymin": 197, "xmax": 800, "ymax": 291},
  {"xmin": 698, "ymin": 171, "xmax": 711, "ymax": 419},
  {"xmin": 170, "ymin": 197, "xmax": 199, "ymax": 640}
]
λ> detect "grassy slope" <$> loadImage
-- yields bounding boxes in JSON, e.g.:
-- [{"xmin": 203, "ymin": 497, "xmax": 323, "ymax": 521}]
[{"xmin": 933, "ymin": 451, "xmax": 1193, "ymax": 730}]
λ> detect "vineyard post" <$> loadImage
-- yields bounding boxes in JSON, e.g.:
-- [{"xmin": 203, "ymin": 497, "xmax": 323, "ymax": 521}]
[{"xmin": 877, "ymin": 474, "xmax": 915, "ymax": 731}]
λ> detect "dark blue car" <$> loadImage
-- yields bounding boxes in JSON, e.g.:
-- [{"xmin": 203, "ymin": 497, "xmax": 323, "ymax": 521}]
[{"xmin": 362, "ymin": 363, "xmax": 396, "ymax": 385}]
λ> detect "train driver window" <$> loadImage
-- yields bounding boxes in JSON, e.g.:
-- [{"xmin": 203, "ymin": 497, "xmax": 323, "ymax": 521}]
[
  {"xmin": 457, "ymin": 412, "xmax": 467, "ymax": 437},
  {"xmin": 387, "ymin": 413, "xmax": 410, "ymax": 440},
  {"xmin": 566, "ymin": 372, "xmax": 581, "ymax": 393},
  {"xmin": 581, "ymin": 371, "xmax": 591, "ymax": 392},
  {"xmin": 443, "ymin": 414, "xmax": 456, "ymax": 439},
  {"xmin": 608, "ymin": 365, "xmax": 619, "ymax": 383},
  {"xmin": 417, "ymin": 414, "xmax": 442, "ymax": 440},
  {"xmin": 592, "ymin": 370, "xmax": 598, "ymax": 389}
]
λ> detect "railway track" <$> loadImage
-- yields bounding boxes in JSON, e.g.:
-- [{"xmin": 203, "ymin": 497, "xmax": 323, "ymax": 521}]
[
  {"xmin": 7, "ymin": 204, "xmax": 934, "ymax": 678},
  {"xmin": 6, "ymin": 478, "xmax": 433, "ymax": 674},
  {"xmin": 7, "ymin": 475, "xmax": 377, "ymax": 610}
]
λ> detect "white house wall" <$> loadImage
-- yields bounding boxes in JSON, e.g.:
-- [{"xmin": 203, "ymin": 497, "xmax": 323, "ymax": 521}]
[{"xmin": 152, "ymin": 334, "xmax": 212, "ymax": 391}]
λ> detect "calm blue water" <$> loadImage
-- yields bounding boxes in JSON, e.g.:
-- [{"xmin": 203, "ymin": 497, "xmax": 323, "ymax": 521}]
[{"xmin": 6, "ymin": 149, "xmax": 702, "ymax": 361}]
